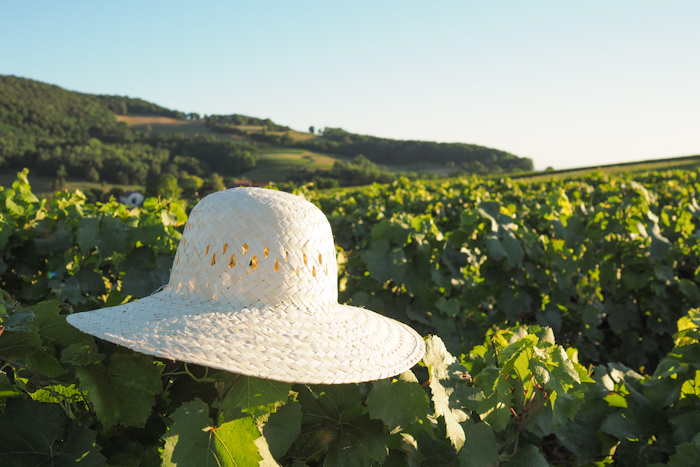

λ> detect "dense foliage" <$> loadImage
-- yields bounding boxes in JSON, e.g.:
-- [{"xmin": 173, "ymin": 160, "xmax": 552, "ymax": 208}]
[
  {"xmin": 296, "ymin": 128, "xmax": 534, "ymax": 173},
  {"xmin": 0, "ymin": 75, "xmax": 126, "ymax": 168},
  {"xmin": 1, "ymin": 169, "xmax": 700, "ymax": 465},
  {"xmin": 96, "ymin": 95, "xmax": 197, "ymax": 120},
  {"xmin": 313, "ymin": 173, "xmax": 700, "ymax": 372}
]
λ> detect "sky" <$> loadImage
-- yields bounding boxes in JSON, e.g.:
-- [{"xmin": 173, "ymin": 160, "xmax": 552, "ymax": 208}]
[{"xmin": 2, "ymin": 1, "xmax": 699, "ymax": 170}]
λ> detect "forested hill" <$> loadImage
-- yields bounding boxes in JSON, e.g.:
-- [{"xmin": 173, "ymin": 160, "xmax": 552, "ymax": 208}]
[
  {"xmin": 296, "ymin": 127, "xmax": 531, "ymax": 174},
  {"xmin": 0, "ymin": 75, "xmax": 257, "ymax": 188},
  {"xmin": 0, "ymin": 75, "xmax": 125, "ymax": 162},
  {"xmin": 0, "ymin": 75, "xmax": 533, "ymax": 192}
]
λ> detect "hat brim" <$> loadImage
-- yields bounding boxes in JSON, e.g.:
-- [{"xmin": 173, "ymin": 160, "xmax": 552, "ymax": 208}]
[{"xmin": 66, "ymin": 291, "xmax": 425, "ymax": 384}]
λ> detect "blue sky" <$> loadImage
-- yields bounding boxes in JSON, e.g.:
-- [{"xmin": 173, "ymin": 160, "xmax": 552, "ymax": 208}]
[{"xmin": 2, "ymin": 1, "xmax": 699, "ymax": 170}]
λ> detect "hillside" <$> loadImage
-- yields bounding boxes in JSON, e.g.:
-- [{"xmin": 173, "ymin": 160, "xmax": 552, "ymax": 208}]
[{"xmin": 0, "ymin": 75, "xmax": 533, "ymax": 193}]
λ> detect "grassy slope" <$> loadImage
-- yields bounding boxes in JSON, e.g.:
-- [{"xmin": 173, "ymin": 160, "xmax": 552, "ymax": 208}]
[
  {"xmin": 115, "ymin": 115, "xmax": 218, "ymax": 137},
  {"xmin": 243, "ymin": 148, "xmax": 349, "ymax": 182}
]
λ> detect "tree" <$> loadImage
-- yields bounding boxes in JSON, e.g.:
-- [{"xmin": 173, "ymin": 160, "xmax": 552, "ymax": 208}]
[
  {"xmin": 56, "ymin": 164, "xmax": 68, "ymax": 180},
  {"xmin": 146, "ymin": 174, "xmax": 182, "ymax": 199},
  {"xmin": 201, "ymin": 173, "xmax": 225, "ymax": 194},
  {"xmin": 180, "ymin": 174, "xmax": 204, "ymax": 198},
  {"xmin": 85, "ymin": 166, "xmax": 100, "ymax": 182},
  {"xmin": 309, "ymin": 126, "xmax": 315, "ymax": 134}
]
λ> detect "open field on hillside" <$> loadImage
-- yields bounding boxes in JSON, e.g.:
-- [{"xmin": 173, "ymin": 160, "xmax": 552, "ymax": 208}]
[
  {"xmin": 115, "ymin": 115, "xmax": 218, "ymax": 137},
  {"xmin": 242, "ymin": 148, "xmax": 346, "ymax": 182},
  {"xmin": 258, "ymin": 148, "xmax": 340, "ymax": 168},
  {"xmin": 288, "ymin": 130, "xmax": 317, "ymax": 141}
]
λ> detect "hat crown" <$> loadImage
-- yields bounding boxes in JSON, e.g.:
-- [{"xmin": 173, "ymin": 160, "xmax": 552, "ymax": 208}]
[{"xmin": 166, "ymin": 188, "xmax": 338, "ymax": 308}]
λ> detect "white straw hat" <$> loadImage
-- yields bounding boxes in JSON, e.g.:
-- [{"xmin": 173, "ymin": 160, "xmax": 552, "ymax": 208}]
[{"xmin": 67, "ymin": 188, "xmax": 425, "ymax": 384}]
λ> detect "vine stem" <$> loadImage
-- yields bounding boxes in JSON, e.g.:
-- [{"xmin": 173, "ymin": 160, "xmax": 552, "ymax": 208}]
[{"xmin": 215, "ymin": 375, "xmax": 241, "ymax": 426}]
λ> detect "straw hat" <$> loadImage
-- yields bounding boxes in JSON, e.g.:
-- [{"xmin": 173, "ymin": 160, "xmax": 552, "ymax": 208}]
[{"xmin": 67, "ymin": 188, "xmax": 425, "ymax": 384}]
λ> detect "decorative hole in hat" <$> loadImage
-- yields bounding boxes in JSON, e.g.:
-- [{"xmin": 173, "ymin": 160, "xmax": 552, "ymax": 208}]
[{"xmin": 67, "ymin": 188, "xmax": 425, "ymax": 384}]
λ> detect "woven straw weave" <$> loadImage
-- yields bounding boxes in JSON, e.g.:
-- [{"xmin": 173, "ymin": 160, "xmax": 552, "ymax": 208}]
[{"xmin": 67, "ymin": 188, "xmax": 425, "ymax": 384}]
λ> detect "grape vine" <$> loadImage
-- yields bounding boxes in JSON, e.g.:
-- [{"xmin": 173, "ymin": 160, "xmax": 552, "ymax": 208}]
[{"xmin": 1, "ymin": 169, "xmax": 700, "ymax": 465}]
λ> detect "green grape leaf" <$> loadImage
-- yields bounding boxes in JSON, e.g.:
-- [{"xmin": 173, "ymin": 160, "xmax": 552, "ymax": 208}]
[
  {"xmin": 550, "ymin": 390, "xmax": 586, "ymax": 429},
  {"xmin": 476, "ymin": 393, "xmax": 511, "ymax": 433},
  {"xmin": 550, "ymin": 346, "xmax": 580, "ymax": 386},
  {"xmin": 501, "ymin": 444, "xmax": 548, "ymax": 467},
  {"xmin": 670, "ymin": 412, "xmax": 700, "ymax": 445},
  {"xmin": 306, "ymin": 384, "xmax": 366, "ymax": 423},
  {"xmin": 255, "ymin": 433, "xmax": 281, "ymax": 467},
  {"xmin": 484, "ymin": 235, "xmax": 508, "ymax": 262},
  {"xmin": 121, "ymin": 252, "xmax": 172, "ymax": 298},
  {"xmin": 76, "ymin": 353, "xmax": 163, "ymax": 430},
  {"xmin": 0, "ymin": 373, "xmax": 22, "ymax": 398},
  {"xmin": 161, "ymin": 202, "xmax": 188, "ymax": 227},
  {"xmin": 477, "ymin": 202, "xmax": 501, "ymax": 232},
  {"xmin": 385, "ymin": 433, "xmax": 419, "ymax": 467},
  {"xmin": 458, "ymin": 422, "xmax": 499, "ymax": 467},
  {"xmin": 26, "ymin": 348, "xmax": 64, "ymax": 377},
  {"xmin": 422, "ymin": 335, "xmax": 468, "ymax": 450},
  {"xmin": 220, "ymin": 375, "xmax": 290, "ymax": 419},
  {"xmin": 263, "ymin": 401, "xmax": 302, "ymax": 459},
  {"xmin": 76, "ymin": 217, "xmax": 102, "ymax": 254},
  {"xmin": 30, "ymin": 300, "xmax": 88, "ymax": 350},
  {"xmin": 31, "ymin": 383, "xmax": 83, "ymax": 404},
  {"xmin": 100, "ymin": 216, "xmax": 130, "ymax": 256},
  {"xmin": 0, "ymin": 399, "xmax": 104, "ymax": 467},
  {"xmin": 323, "ymin": 417, "xmax": 387, "ymax": 467},
  {"xmin": 60, "ymin": 339, "xmax": 105, "ymax": 366},
  {"xmin": 1, "ymin": 308, "xmax": 35, "ymax": 331},
  {"xmin": 49, "ymin": 276, "xmax": 84, "ymax": 305},
  {"xmin": 599, "ymin": 412, "xmax": 639, "ymax": 441},
  {"xmin": 498, "ymin": 334, "xmax": 537, "ymax": 365},
  {"xmin": 290, "ymin": 385, "xmax": 387, "ymax": 465},
  {"xmin": 34, "ymin": 227, "xmax": 73, "ymax": 255},
  {"xmin": 436, "ymin": 297, "xmax": 461, "ymax": 318},
  {"xmin": 416, "ymin": 431, "xmax": 461, "ymax": 466},
  {"xmin": 501, "ymin": 231, "xmax": 524, "ymax": 266},
  {"xmin": 289, "ymin": 415, "xmax": 387, "ymax": 467},
  {"xmin": 367, "ymin": 378, "xmax": 429, "ymax": 431},
  {"xmin": 0, "ymin": 219, "xmax": 13, "ymax": 251},
  {"xmin": 162, "ymin": 398, "xmax": 262, "ymax": 467},
  {"xmin": 57, "ymin": 421, "xmax": 106, "ymax": 467},
  {"xmin": 0, "ymin": 327, "xmax": 42, "ymax": 358},
  {"xmin": 363, "ymin": 249, "xmax": 395, "ymax": 283},
  {"xmin": 665, "ymin": 434, "xmax": 700, "ymax": 467},
  {"xmin": 554, "ymin": 398, "xmax": 609, "ymax": 464},
  {"xmin": 5, "ymin": 197, "xmax": 25, "ymax": 216}
]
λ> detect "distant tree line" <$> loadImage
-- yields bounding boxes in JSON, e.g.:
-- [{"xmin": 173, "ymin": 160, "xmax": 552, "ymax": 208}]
[
  {"xmin": 205, "ymin": 122, "xmax": 295, "ymax": 146},
  {"xmin": 295, "ymin": 128, "xmax": 533, "ymax": 173},
  {"xmin": 96, "ymin": 95, "xmax": 199, "ymax": 120},
  {"xmin": 206, "ymin": 114, "xmax": 290, "ymax": 132}
]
